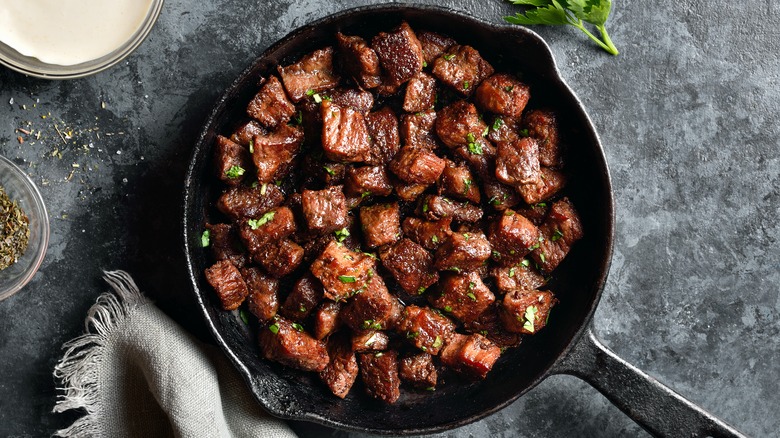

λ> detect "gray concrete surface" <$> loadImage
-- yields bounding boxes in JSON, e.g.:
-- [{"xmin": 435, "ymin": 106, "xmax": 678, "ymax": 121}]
[{"xmin": 1, "ymin": 1, "xmax": 777, "ymax": 436}]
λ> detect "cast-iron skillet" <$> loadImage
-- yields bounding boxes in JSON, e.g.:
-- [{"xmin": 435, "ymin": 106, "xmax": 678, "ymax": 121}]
[{"xmin": 183, "ymin": 5, "xmax": 746, "ymax": 437}]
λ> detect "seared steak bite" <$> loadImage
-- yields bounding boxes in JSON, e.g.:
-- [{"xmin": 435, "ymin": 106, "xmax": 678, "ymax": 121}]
[
  {"xmin": 312, "ymin": 301, "xmax": 342, "ymax": 340},
  {"xmin": 420, "ymin": 195, "xmax": 483, "ymax": 223},
  {"xmin": 358, "ymin": 350, "xmax": 401, "ymax": 403},
  {"xmin": 434, "ymin": 231, "xmax": 491, "ymax": 272},
  {"xmin": 238, "ymin": 206, "xmax": 297, "ymax": 255},
  {"xmin": 495, "ymin": 137, "xmax": 542, "ymax": 187},
  {"xmin": 439, "ymin": 333, "xmax": 501, "ymax": 379},
  {"xmin": 253, "ymin": 238, "xmax": 304, "ymax": 277},
  {"xmin": 336, "ymin": 32, "xmax": 382, "ymax": 89},
  {"xmin": 216, "ymin": 183, "xmax": 285, "ymax": 220},
  {"xmin": 432, "ymin": 45, "xmax": 494, "ymax": 96},
  {"xmin": 488, "ymin": 209, "xmax": 542, "ymax": 263},
  {"xmin": 416, "ymin": 30, "xmax": 456, "ymax": 64},
  {"xmin": 320, "ymin": 334, "xmax": 359, "ymax": 398},
  {"xmin": 230, "ymin": 120, "xmax": 265, "ymax": 146},
  {"xmin": 486, "ymin": 116, "xmax": 521, "ymax": 145},
  {"xmin": 399, "ymin": 353, "xmax": 437, "ymax": 389},
  {"xmin": 483, "ymin": 178, "xmax": 521, "ymax": 211},
  {"xmin": 340, "ymin": 275, "xmax": 403, "ymax": 331},
  {"xmin": 281, "ymin": 273, "xmax": 324, "ymax": 321},
  {"xmin": 463, "ymin": 306, "xmax": 522, "ymax": 349},
  {"xmin": 402, "ymin": 216, "xmax": 452, "ymax": 251},
  {"xmin": 252, "ymin": 123, "xmax": 304, "ymax": 184},
  {"xmin": 329, "ymin": 87, "xmax": 375, "ymax": 114},
  {"xmin": 475, "ymin": 73, "xmax": 530, "ymax": 118},
  {"xmin": 517, "ymin": 167, "xmax": 566, "ymax": 205},
  {"xmin": 490, "ymin": 262, "xmax": 546, "ymax": 293},
  {"xmin": 345, "ymin": 165, "xmax": 393, "ymax": 197},
  {"xmin": 214, "ymin": 136, "xmax": 251, "ymax": 186},
  {"xmin": 310, "ymin": 240, "xmax": 376, "ymax": 302},
  {"xmin": 242, "ymin": 267, "xmax": 280, "ymax": 322},
  {"xmin": 301, "ymin": 186, "xmax": 349, "ymax": 235},
  {"xmin": 403, "ymin": 72, "xmax": 437, "ymax": 113},
  {"xmin": 435, "ymin": 101, "xmax": 488, "ymax": 149},
  {"xmin": 365, "ymin": 107, "xmax": 401, "ymax": 164},
  {"xmin": 400, "ymin": 109, "xmax": 438, "ymax": 150},
  {"xmin": 523, "ymin": 109, "xmax": 561, "ymax": 167},
  {"xmin": 206, "ymin": 223, "xmax": 247, "ymax": 269},
  {"xmin": 278, "ymin": 46, "xmax": 340, "ymax": 102},
  {"xmin": 500, "ymin": 289, "xmax": 557, "ymax": 334},
  {"xmin": 352, "ymin": 330, "xmax": 390, "ymax": 352},
  {"xmin": 205, "ymin": 260, "xmax": 249, "ymax": 310},
  {"xmin": 247, "ymin": 76, "xmax": 297, "ymax": 128},
  {"xmin": 389, "ymin": 146, "xmax": 446, "ymax": 185},
  {"xmin": 397, "ymin": 305, "xmax": 456, "ymax": 355},
  {"xmin": 430, "ymin": 271, "xmax": 495, "ymax": 324},
  {"xmin": 321, "ymin": 100, "xmax": 372, "ymax": 163},
  {"xmin": 380, "ymin": 238, "xmax": 439, "ymax": 295},
  {"xmin": 259, "ymin": 316, "xmax": 329, "ymax": 372},
  {"xmin": 393, "ymin": 180, "xmax": 428, "ymax": 202},
  {"xmin": 530, "ymin": 197, "xmax": 583, "ymax": 272},
  {"xmin": 372, "ymin": 22, "xmax": 424, "ymax": 88},
  {"xmin": 439, "ymin": 160, "xmax": 481, "ymax": 204},
  {"xmin": 360, "ymin": 203, "xmax": 401, "ymax": 248}
]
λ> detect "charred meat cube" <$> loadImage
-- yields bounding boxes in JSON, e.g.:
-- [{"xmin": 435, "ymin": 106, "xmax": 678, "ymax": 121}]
[
  {"xmin": 216, "ymin": 183, "xmax": 285, "ymax": 220},
  {"xmin": 475, "ymin": 73, "xmax": 531, "ymax": 118},
  {"xmin": 439, "ymin": 160, "xmax": 481, "ymax": 204},
  {"xmin": 530, "ymin": 197, "xmax": 584, "ymax": 272},
  {"xmin": 312, "ymin": 301, "xmax": 342, "ymax": 340},
  {"xmin": 252, "ymin": 123, "xmax": 303, "ymax": 184},
  {"xmin": 389, "ymin": 146, "xmax": 446, "ymax": 185},
  {"xmin": 205, "ymin": 260, "xmax": 249, "ymax": 310},
  {"xmin": 490, "ymin": 262, "xmax": 546, "ymax": 294},
  {"xmin": 434, "ymin": 101, "xmax": 488, "ymax": 149},
  {"xmin": 301, "ymin": 186, "xmax": 349, "ymax": 235},
  {"xmin": 321, "ymin": 100, "xmax": 372, "ymax": 163},
  {"xmin": 434, "ymin": 231, "xmax": 491, "ymax": 272},
  {"xmin": 371, "ymin": 22, "xmax": 424, "ymax": 88},
  {"xmin": 463, "ymin": 306, "xmax": 522, "ymax": 349},
  {"xmin": 278, "ymin": 46, "xmax": 340, "ymax": 102},
  {"xmin": 440, "ymin": 333, "xmax": 501, "ymax": 379},
  {"xmin": 416, "ymin": 30, "xmax": 456, "ymax": 65},
  {"xmin": 399, "ymin": 353, "xmax": 437, "ymax": 389},
  {"xmin": 254, "ymin": 238, "xmax": 304, "ymax": 277},
  {"xmin": 280, "ymin": 274, "xmax": 324, "ymax": 321},
  {"xmin": 206, "ymin": 223, "xmax": 247, "ymax": 269},
  {"xmin": 238, "ymin": 206, "xmax": 297, "ymax": 255},
  {"xmin": 242, "ymin": 267, "xmax": 280, "ymax": 322},
  {"xmin": 247, "ymin": 76, "xmax": 296, "ymax": 128},
  {"xmin": 495, "ymin": 137, "xmax": 542, "ymax": 187},
  {"xmin": 420, "ymin": 195, "xmax": 483, "ymax": 223},
  {"xmin": 345, "ymin": 166, "xmax": 393, "ymax": 197},
  {"xmin": 329, "ymin": 87, "xmax": 375, "ymax": 113},
  {"xmin": 430, "ymin": 271, "xmax": 495, "ymax": 324},
  {"xmin": 336, "ymin": 32, "xmax": 382, "ymax": 89},
  {"xmin": 400, "ymin": 109, "xmax": 438, "ymax": 150},
  {"xmin": 523, "ymin": 109, "xmax": 561, "ymax": 167},
  {"xmin": 310, "ymin": 240, "xmax": 376, "ymax": 302},
  {"xmin": 402, "ymin": 216, "xmax": 452, "ymax": 251},
  {"xmin": 487, "ymin": 116, "xmax": 521, "ymax": 145},
  {"xmin": 403, "ymin": 72, "xmax": 437, "ymax": 113},
  {"xmin": 517, "ymin": 167, "xmax": 566, "ymax": 205},
  {"xmin": 483, "ymin": 178, "xmax": 521, "ymax": 211},
  {"xmin": 340, "ymin": 275, "xmax": 403, "ymax": 332},
  {"xmin": 365, "ymin": 107, "xmax": 401, "ymax": 164},
  {"xmin": 432, "ymin": 45, "xmax": 494, "ymax": 96},
  {"xmin": 320, "ymin": 334, "xmax": 359, "ymax": 399},
  {"xmin": 358, "ymin": 350, "xmax": 401, "ymax": 403},
  {"xmin": 360, "ymin": 203, "xmax": 401, "ymax": 248},
  {"xmin": 396, "ymin": 305, "xmax": 456, "ymax": 355},
  {"xmin": 500, "ymin": 289, "xmax": 557, "ymax": 334},
  {"xmin": 259, "ymin": 316, "xmax": 329, "ymax": 372},
  {"xmin": 214, "ymin": 136, "xmax": 251, "ymax": 186},
  {"xmin": 487, "ymin": 210, "xmax": 542, "ymax": 263},
  {"xmin": 380, "ymin": 238, "xmax": 439, "ymax": 295},
  {"xmin": 230, "ymin": 120, "xmax": 265, "ymax": 146},
  {"xmin": 352, "ymin": 330, "xmax": 390, "ymax": 352},
  {"xmin": 393, "ymin": 180, "xmax": 428, "ymax": 202}
]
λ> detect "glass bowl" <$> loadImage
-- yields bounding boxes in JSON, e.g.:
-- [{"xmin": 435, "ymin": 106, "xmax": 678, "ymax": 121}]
[
  {"xmin": 0, "ymin": 156, "xmax": 49, "ymax": 301},
  {"xmin": 0, "ymin": 0, "xmax": 164, "ymax": 79}
]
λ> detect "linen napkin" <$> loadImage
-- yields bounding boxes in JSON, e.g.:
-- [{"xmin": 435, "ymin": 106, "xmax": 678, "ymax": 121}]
[{"xmin": 52, "ymin": 270, "xmax": 297, "ymax": 438}]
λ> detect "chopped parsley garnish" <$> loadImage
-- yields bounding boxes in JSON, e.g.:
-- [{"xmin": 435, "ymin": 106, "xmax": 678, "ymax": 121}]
[
  {"xmin": 299, "ymin": 305, "xmax": 307, "ymax": 313},
  {"xmin": 313, "ymin": 93, "xmax": 323, "ymax": 103},
  {"xmin": 239, "ymin": 309, "xmax": 250, "ymax": 325},
  {"xmin": 519, "ymin": 128, "xmax": 530, "ymax": 137},
  {"xmin": 521, "ymin": 259, "xmax": 531, "ymax": 267},
  {"xmin": 523, "ymin": 306, "xmax": 538, "ymax": 333},
  {"xmin": 447, "ymin": 267, "xmax": 461, "ymax": 273},
  {"xmin": 417, "ymin": 286, "xmax": 427, "ymax": 294},
  {"xmin": 338, "ymin": 275, "xmax": 356, "ymax": 283},
  {"xmin": 323, "ymin": 165, "xmax": 335, "ymax": 176},
  {"xmin": 248, "ymin": 138, "xmax": 254, "ymax": 154},
  {"xmin": 492, "ymin": 250, "xmax": 501, "ymax": 259},
  {"xmin": 251, "ymin": 181, "xmax": 259, "ymax": 188},
  {"xmin": 482, "ymin": 125, "xmax": 489, "ymax": 137},
  {"xmin": 292, "ymin": 110, "xmax": 303, "ymax": 125},
  {"xmin": 527, "ymin": 242, "xmax": 540, "ymax": 251},
  {"xmin": 334, "ymin": 227, "xmax": 350, "ymax": 242},
  {"xmin": 292, "ymin": 322, "xmax": 305, "ymax": 332},
  {"xmin": 492, "ymin": 117, "xmax": 504, "ymax": 131},
  {"xmin": 306, "ymin": 89, "xmax": 316, "ymax": 96},
  {"xmin": 201, "ymin": 230, "xmax": 210, "ymax": 247},
  {"xmin": 426, "ymin": 386, "xmax": 435, "ymax": 391},
  {"xmin": 504, "ymin": 85, "xmax": 514, "ymax": 93},
  {"xmin": 422, "ymin": 60, "xmax": 428, "ymax": 68},
  {"xmin": 225, "ymin": 165, "xmax": 245, "ymax": 179},
  {"xmin": 443, "ymin": 305, "xmax": 453, "ymax": 313},
  {"xmin": 467, "ymin": 292, "xmax": 477, "ymax": 301},
  {"xmin": 552, "ymin": 229, "xmax": 564, "ymax": 241},
  {"xmin": 466, "ymin": 132, "xmax": 476, "ymax": 143},
  {"xmin": 432, "ymin": 335, "xmax": 443, "ymax": 349},
  {"xmin": 508, "ymin": 267, "xmax": 516, "ymax": 278},
  {"xmin": 431, "ymin": 235, "xmax": 439, "ymax": 244},
  {"xmin": 422, "ymin": 203, "xmax": 429, "ymax": 213},
  {"xmin": 463, "ymin": 81, "xmax": 470, "ymax": 89},
  {"xmin": 268, "ymin": 323, "xmax": 280, "ymax": 334},
  {"xmin": 468, "ymin": 281, "xmax": 476, "ymax": 291},
  {"xmin": 407, "ymin": 331, "xmax": 420, "ymax": 339},
  {"xmin": 534, "ymin": 202, "xmax": 547, "ymax": 208},
  {"xmin": 467, "ymin": 140, "xmax": 483, "ymax": 155},
  {"xmin": 443, "ymin": 53, "xmax": 455, "ymax": 61},
  {"xmin": 539, "ymin": 252, "xmax": 547, "ymax": 263},
  {"xmin": 247, "ymin": 211, "xmax": 275, "ymax": 229},
  {"xmin": 363, "ymin": 320, "xmax": 383, "ymax": 330},
  {"xmin": 463, "ymin": 178, "xmax": 473, "ymax": 194},
  {"xmin": 374, "ymin": 351, "xmax": 384, "ymax": 357}
]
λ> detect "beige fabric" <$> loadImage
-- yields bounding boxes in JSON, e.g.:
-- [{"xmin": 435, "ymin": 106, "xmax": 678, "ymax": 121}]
[{"xmin": 53, "ymin": 271, "xmax": 297, "ymax": 438}]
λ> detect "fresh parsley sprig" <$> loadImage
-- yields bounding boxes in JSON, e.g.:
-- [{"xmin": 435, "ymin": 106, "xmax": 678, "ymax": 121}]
[{"xmin": 504, "ymin": 0, "xmax": 619, "ymax": 56}]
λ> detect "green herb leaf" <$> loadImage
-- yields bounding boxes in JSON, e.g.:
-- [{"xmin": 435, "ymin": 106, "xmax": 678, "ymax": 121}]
[
  {"xmin": 299, "ymin": 304, "xmax": 307, "ymax": 313},
  {"xmin": 334, "ymin": 227, "xmax": 350, "ymax": 242},
  {"xmin": 306, "ymin": 89, "xmax": 316, "ymax": 96},
  {"xmin": 552, "ymin": 229, "xmax": 564, "ymax": 241},
  {"xmin": 239, "ymin": 308, "xmax": 250, "ymax": 325},
  {"xmin": 466, "ymin": 133, "xmax": 476, "ymax": 143},
  {"xmin": 260, "ymin": 183, "xmax": 267, "ymax": 195},
  {"xmin": 443, "ymin": 305, "xmax": 453, "ymax": 312},
  {"xmin": 521, "ymin": 258, "xmax": 531, "ymax": 267},
  {"xmin": 248, "ymin": 138, "xmax": 254, "ymax": 154},
  {"xmin": 268, "ymin": 323, "xmax": 279, "ymax": 334},
  {"xmin": 463, "ymin": 81, "xmax": 470, "ymax": 89},
  {"xmin": 422, "ymin": 60, "xmax": 428, "ymax": 68},
  {"xmin": 313, "ymin": 93, "xmax": 323, "ymax": 103},
  {"xmin": 443, "ymin": 53, "xmax": 455, "ymax": 61},
  {"xmin": 363, "ymin": 319, "xmax": 383, "ymax": 330},
  {"xmin": 225, "ymin": 165, "xmax": 245, "ymax": 179},
  {"xmin": 539, "ymin": 252, "xmax": 547, "ymax": 263},
  {"xmin": 519, "ymin": 128, "xmax": 530, "ymax": 137},
  {"xmin": 467, "ymin": 140, "xmax": 483, "ymax": 155},
  {"xmin": 292, "ymin": 322, "xmax": 305, "ymax": 332},
  {"xmin": 431, "ymin": 235, "xmax": 439, "ymax": 244},
  {"xmin": 324, "ymin": 165, "xmax": 335, "ymax": 176},
  {"xmin": 338, "ymin": 275, "xmax": 356, "ymax": 283},
  {"xmin": 481, "ymin": 125, "xmax": 489, "ymax": 137},
  {"xmin": 492, "ymin": 117, "xmax": 504, "ymax": 131},
  {"xmin": 426, "ymin": 386, "xmax": 436, "ymax": 391},
  {"xmin": 508, "ymin": 267, "xmax": 516, "ymax": 277},
  {"xmin": 422, "ymin": 203, "xmax": 429, "ymax": 213},
  {"xmin": 407, "ymin": 331, "xmax": 420, "ymax": 339},
  {"xmin": 247, "ymin": 211, "xmax": 275, "ymax": 230},
  {"xmin": 523, "ymin": 305, "xmax": 538, "ymax": 333},
  {"xmin": 467, "ymin": 292, "xmax": 477, "ymax": 301},
  {"xmin": 417, "ymin": 286, "xmax": 427, "ymax": 295},
  {"xmin": 201, "ymin": 230, "xmax": 210, "ymax": 247},
  {"xmin": 432, "ymin": 335, "xmax": 443, "ymax": 349}
]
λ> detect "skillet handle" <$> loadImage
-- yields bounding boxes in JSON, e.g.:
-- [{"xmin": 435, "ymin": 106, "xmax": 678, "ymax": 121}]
[{"xmin": 551, "ymin": 326, "xmax": 746, "ymax": 438}]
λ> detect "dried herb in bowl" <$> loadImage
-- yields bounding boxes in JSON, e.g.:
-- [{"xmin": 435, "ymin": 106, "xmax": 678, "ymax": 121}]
[{"xmin": 0, "ymin": 186, "xmax": 30, "ymax": 270}]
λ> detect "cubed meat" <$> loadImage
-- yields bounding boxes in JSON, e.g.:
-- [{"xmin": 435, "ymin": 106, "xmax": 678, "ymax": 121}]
[
  {"xmin": 399, "ymin": 353, "xmax": 438, "ymax": 389},
  {"xmin": 402, "ymin": 216, "xmax": 452, "ymax": 251},
  {"xmin": 345, "ymin": 166, "xmax": 393, "ymax": 197},
  {"xmin": 530, "ymin": 197, "xmax": 584, "ymax": 272},
  {"xmin": 517, "ymin": 167, "xmax": 566, "ymax": 205},
  {"xmin": 238, "ymin": 206, "xmax": 297, "ymax": 256},
  {"xmin": 400, "ymin": 109, "xmax": 438, "ymax": 149},
  {"xmin": 358, "ymin": 351, "xmax": 401, "ymax": 404},
  {"xmin": 336, "ymin": 32, "xmax": 382, "ymax": 89},
  {"xmin": 487, "ymin": 210, "xmax": 542, "ymax": 263},
  {"xmin": 310, "ymin": 240, "xmax": 377, "ymax": 302},
  {"xmin": 301, "ymin": 186, "xmax": 349, "ymax": 235},
  {"xmin": 434, "ymin": 100, "xmax": 488, "ymax": 149},
  {"xmin": 419, "ymin": 195, "xmax": 483, "ymax": 223},
  {"xmin": 483, "ymin": 178, "xmax": 521, "ymax": 211},
  {"xmin": 340, "ymin": 275, "xmax": 403, "ymax": 331},
  {"xmin": 440, "ymin": 333, "xmax": 501, "ymax": 379},
  {"xmin": 372, "ymin": 22, "xmax": 424, "ymax": 88},
  {"xmin": 242, "ymin": 267, "xmax": 279, "ymax": 322},
  {"xmin": 352, "ymin": 330, "xmax": 390, "ymax": 352},
  {"xmin": 495, "ymin": 137, "xmax": 542, "ymax": 187},
  {"xmin": 432, "ymin": 45, "xmax": 494, "ymax": 96},
  {"xmin": 514, "ymin": 201, "xmax": 549, "ymax": 225},
  {"xmin": 216, "ymin": 183, "xmax": 284, "ymax": 220},
  {"xmin": 313, "ymin": 161, "xmax": 347, "ymax": 186},
  {"xmin": 463, "ymin": 306, "xmax": 522, "ymax": 349},
  {"xmin": 205, "ymin": 260, "xmax": 249, "ymax": 310},
  {"xmin": 365, "ymin": 107, "xmax": 400, "ymax": 164},
  {"xmin": 403, "ymin": 72, "xmax": 437, "ymax": 113},
  {"xmin": 389, "ymin": 146, "xmax": 446, "ymax": 185},
  {"xmin": 278, "ymin": 46, "xmax": 340, "ymax": 102},
  {"xmin": 500, "ymin": 289, "xmax": 557, "ymax": 335},
  {"xmin": 434, "ymin": 231, "xmax": 491, "ymax": 272},
  {"xmin": 490, "ymin": 262, "xmax": 546, "ymax": 294},
  {"xmin": 247, "ymin": 76, "xmax": 296, "ymax": 128},
  {"xmin": 380, "ymin": 238, "xmax": 439, "ymax": 295},
  {"xmin": 206, "ymin": 223, "xmax": 247, "ymax": 269},
  {"xmin": 259, "ymin": 316, "xmax": 329, "ymax": 372},
  {"xmin": 230, "ymin": 120, "xmax": 265, "ymax": 146},
  {"xmin": 312, "ymin": 301, "xmax": 342, "ymax": 340},
  {"xmin": 416, "ymin": 31, "xmax": 456, "ymax": 65},
  {"xmin": 474, "ymin": 73, "xmax": 530, "ymax": 118},
  {"xmin": 360, "ymin": 203, "xmax": 401, "ymax": 248},
  {"xmin": 214, "ymin": 135, "xmax": 251, "ymax": 186},
  {"xmin": 320, "ymin": 334, "xmax": 359, "ymax": 398},
  {"xmin": 396, "ymin": 305, "xmax": 456, "ymax": 355},
  {"xmin": 329, "ymin": 87, "xmax": 375, "ymax": 113},
  {"xmin": 455, "ymin": 139, "xmax": 496, "ymax": 178},
  {"xmin": 486, "ymin": 116, "xmax": 521, "ymax": 145},
  {"xmin": 253, "ymin": 238, "xmax": 304, "ymax": 278},
  {"xmin": 280, "ymin": 274, "xmax": 324, "ymax": 321},
  {"xmin": 393, "ymin": 180, "xmax": 428, "ymax": 202},
  {"xmin": 439, "ymin": 160, "xmax": 481, "ymax": 204},
  {"xmin": 252, "ymin": 124, "xmax": 304, "ymax": 184},
  {"xmin": 321, "ymin": 100, "xmax": 372, "ymax": 163},
  {"xmin": 523, "ymin": 109, "xmax": 561, "ymax": 167},
  {"xmin": 429, "ymin": 271, "xmax": 495, "ymax": 324}
]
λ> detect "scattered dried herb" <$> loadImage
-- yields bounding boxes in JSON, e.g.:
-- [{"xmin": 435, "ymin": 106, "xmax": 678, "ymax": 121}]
[{"xmin": 0, "ymin": 187, "xmax": 30, "ymax": 270}]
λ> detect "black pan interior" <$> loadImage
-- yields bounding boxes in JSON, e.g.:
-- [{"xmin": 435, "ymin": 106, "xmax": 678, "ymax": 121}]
[{"xmin": 183, "ymin": 5, "xmax": 614, "ymax": 435}]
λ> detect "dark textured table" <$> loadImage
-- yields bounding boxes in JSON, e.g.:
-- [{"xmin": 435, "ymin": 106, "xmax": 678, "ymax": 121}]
[{"xmin": 1, "ymin": 1, "xmax": 777, "ymax": 436}]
